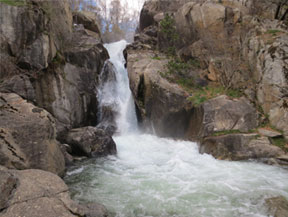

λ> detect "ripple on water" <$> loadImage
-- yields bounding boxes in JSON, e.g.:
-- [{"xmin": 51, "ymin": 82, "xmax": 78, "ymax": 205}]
[{"xmin": 65, "ymin": 134, "xmax": 288, "ymax": 217}]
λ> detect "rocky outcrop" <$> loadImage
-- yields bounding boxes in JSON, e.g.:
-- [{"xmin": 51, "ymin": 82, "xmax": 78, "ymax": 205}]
[
  {"xmin": 0, "ymin": 0, "xmax": 110, "ymax": 138},
  {"xmin": 200, "ymin": 133, "xmax": 284, "ymax": 160},
  {"xmin": 0, "ymin": 167, "xmax": 109, "ymax": 217},
  {"xmin": 96, "ymin": 61, "xmax": 118, "ymax": 134},
  {"xmin": 126, "ymin": 49, "xmax": 192, "ymax": 137},
  {"xmin": 244, "ymin": 20, "xmax": 288, "ymax": 139},
  {"xmin": 266, "ymin": 196, "xmax": 288, "ymax": 217},
  {"xmin": 0, "ymin": 0, "xmax": 72, "ymax": 70},
  {"xmin": 73, "ymin": 11, "xmax": 101, "ymax": 35},
  {"xmin": 187, "ymin": 95, "xmax": 258, "ymax": 140},
  {"xmin": 65, "ymin": 127, "xmax": 117, "ymax": 157},
  {"xmin": 0, "ymin": 93, "xmax": 65, "ymax": 176},
  {"xmin": 35, "ymin": 24, "xmax": 109, "ymax": 136}
]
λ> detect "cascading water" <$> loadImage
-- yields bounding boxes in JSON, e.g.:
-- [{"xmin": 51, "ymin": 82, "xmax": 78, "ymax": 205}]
[{"xmin": 65, "ymin": 40, "xmax": 288, "ymax": 217}]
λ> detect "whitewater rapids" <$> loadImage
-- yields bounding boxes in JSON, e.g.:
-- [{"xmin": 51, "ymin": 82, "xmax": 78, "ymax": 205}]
[{"xmin": 65, "ymin": 40, "xmax": 288, "ymax": 217}]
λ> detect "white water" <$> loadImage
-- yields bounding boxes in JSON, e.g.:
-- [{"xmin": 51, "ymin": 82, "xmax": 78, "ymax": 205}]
[{"xmin": 65, "ymin": 40, "xmax": 288, "ymax": 217}]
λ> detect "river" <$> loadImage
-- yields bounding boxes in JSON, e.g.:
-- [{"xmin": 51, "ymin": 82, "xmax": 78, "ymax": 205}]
[{"xmin": 65, "ymin": 40, "xmax": 288, "ymax": 217}]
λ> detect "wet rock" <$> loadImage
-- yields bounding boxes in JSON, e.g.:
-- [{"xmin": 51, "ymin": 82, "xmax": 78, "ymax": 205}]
[
  {"xmin": 96, "ymin": 61, "xmax": 118, "ymax": 135},
  {"xmin": 65, "ymin": 127, "xmax": 117, "ymax": 157},
  {"xmin": 266, "ymin": 196, "xmax": 288, "ymax": 217},
  {"xmin": 0, "ymin": 93, "xmax": 65, "ymax": 176},
  {"xmin": 200, "ymin": 134, "xmax": 285, "ymax": 160},
  {"xmin": 0, "ymin": 169, "xmax": 110, "ymax": 217},
  {"xmin": 126, "ymin": 49, "xmax": 192, "ymax": 138}
]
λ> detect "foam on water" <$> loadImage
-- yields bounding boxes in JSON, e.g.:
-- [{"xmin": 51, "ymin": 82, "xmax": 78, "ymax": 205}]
[{"xmin": 65, "ymin": 41, "xmax": 288, "ymax": 217}]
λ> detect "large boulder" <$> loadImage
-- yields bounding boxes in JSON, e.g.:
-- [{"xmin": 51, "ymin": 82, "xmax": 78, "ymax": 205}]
[
  {"xmin": 73, "ymin": 11, "xmax": 101, "ymax": 34},
  {"xmin": 0, "ymin": 168, "xmax": 110, "ymax": 217},
  {"xmin": 0, "ymin": 93, "xmax": 65, "ymax": 175},
  {"xmin": 65, "ymin": 127, "xmax": 117, "ymax": 157},
  {"xmin": 126, "ymin": 49, "xmax": 192, "ymax": 138},
  {"xmin": 187, "ymin": 95, "xmax": 259, "ymax": 140},
  {"xmin": 200, "ymin": 133, "xmax": 285, "ymax": 160}
]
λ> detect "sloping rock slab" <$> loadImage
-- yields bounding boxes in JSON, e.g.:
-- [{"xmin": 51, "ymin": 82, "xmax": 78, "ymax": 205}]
[
  {"xmin": 65, "ymin": 127, "xmax": 117, "ymax": 157},
  {"xmin": 0, "ymin": 93, "xmax": 65, "ymax": 175},
  {"xmin": 0, "ymin": 169, "xmax": 110, "ymax": 217}
]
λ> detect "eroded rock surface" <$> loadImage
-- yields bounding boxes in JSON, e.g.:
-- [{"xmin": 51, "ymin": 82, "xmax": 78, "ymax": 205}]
[
  {"xmin": 0, "ymin": 168, "xmax": 110, "ymax": 217},
  {"xmin": 0, "ymin": 93, "xmax": 65, "ymax": 175}
]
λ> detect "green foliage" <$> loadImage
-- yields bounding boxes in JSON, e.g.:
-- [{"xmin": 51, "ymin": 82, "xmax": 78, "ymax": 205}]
[
  {"xmin": 176, "ymin": 78, "xmax": 195, "ymax": 90},
  {"xmin": 266, "ymin": 29, "xmax": 283, "ymax": 36},
  {"xmin": 0, "ymin": 0, "xmax": 26, "ymax": 6},
  {"xmin": 160, "ymin": 14, "xmax": 179, "ymax": 41},
  {"xmin": 52, "ymin": 52, "xmax": 65, "ymax": 66},
  {"xmin": 188, "ymin": 86, "xmax": 243, "ymax": 106},
  {"xmin": 160, "ymin": 14, "xmax": 179, "ymax": 55},
  {"xmin": 271, "ymin": 137, "xmax": 288, "ymax": 153},
  {"xmin": 151, "ymin": 56, "xmax": 162, "ymax": 60}
]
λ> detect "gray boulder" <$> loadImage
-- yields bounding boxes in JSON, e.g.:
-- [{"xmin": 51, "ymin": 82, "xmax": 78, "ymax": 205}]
[
  {"xmin": 200, "ymin": 133, "xmax": 285, "ymax": 160},
  {"xmin": 187, "ymin": 95, "xmax": 259, "ymax": 140},
  {"xmin": 65, "ymin": 127, "xmax": 117, "ymax": 157}
]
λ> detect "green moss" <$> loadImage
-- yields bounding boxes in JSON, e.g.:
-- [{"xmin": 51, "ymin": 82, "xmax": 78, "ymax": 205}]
[
  {"xmin": 0, "ymin": 0, "xmax": 26, "ymax": 6},
  {"xmin": 271, "ymin": 137, "xmax": 288, "ymax": 153},
  {"xmin": 266, "ymin": 29, "xmax": 283, "ymax": 36},
  {"xmin": 51, "ymin": 52, "xmax": 65, "ymax": 66},
  {"xmin": 176, "ymin": 78, "xmax": 195, "ymax": 90},
  {"xmin": 151, "ymin": 56, "xmax": 162, "ymax": 60},
  {"xmin": 188, "ymin": 86, "xmax": 242, "ymax": 106},
  {"xmin": 212, "ymin": 130, "xmax": 242, "ymax": 137},
  {"xmin": 226, "ymin": 89, "xmax": 243, "ymax": 98}
]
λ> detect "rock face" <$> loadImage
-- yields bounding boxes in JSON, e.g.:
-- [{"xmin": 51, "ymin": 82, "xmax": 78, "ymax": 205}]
[
  {"xmin": 65, "ymin": 127, "xmax": 117, "ymax": 157},
  {"xmin": 0, "ymin": 168, "xmax": 110, "ymax": 217},
  {"xmin": 244, "ymin": 20, "xmax": 288, "ymax": 139},
  {"xmin": 187, "ymin": 95, "xmax": 258, "ymax": 140},
  {"xmin": 0, "ymin": 0, "xmax": 110, "ymax": 138},
  {"xmin": 200, "ymin": 134, "xmax": 284, "ymax": 160},
  {"xmin": 126, "ymin": 49, "xmax": 192, "ymax": 137},
  {"xmin": 0, "ymin": 0, "xmax": 72, "ymax": 70},
  {"xmin": 0, "ymin": 93, "xmax": 65, "ymax": 176}
]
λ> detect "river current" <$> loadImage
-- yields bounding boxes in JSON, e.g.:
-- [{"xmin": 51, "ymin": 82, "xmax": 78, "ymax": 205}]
[{"xmin": 65, "ymin": 40, "xmax": 288, "ymax": 217}]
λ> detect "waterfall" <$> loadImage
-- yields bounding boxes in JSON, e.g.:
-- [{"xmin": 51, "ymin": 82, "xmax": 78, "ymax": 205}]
[
  {"xmin": 65, "ymin": 41, "xmax": 288, "ymax": 217},
  {"xmin": 97, "ymin": 40, "xmax": 138, "ymax": 134}
]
